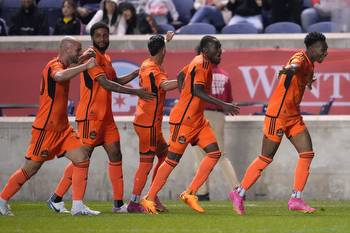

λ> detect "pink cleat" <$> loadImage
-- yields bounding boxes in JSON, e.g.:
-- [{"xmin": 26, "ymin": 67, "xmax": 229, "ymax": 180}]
[
  {"xmin": 288, "ymin": 198, "xmax": 316, "ymax": 213},
  {"xmin": 229, "ymin": 190, "xmax": 245, "ymax": 215},
  {"xmin": 127, "ymin": 201, "xmax": 145, "ymax": 213},
  {"xmin": 155, "ymin": 196, "xmax": 168, "ymax": 212}
]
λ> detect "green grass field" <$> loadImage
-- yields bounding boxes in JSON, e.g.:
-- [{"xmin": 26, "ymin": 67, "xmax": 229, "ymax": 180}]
[{"xmin": 1, "ymin": 200, "xmax": 349, "ymax": 233}]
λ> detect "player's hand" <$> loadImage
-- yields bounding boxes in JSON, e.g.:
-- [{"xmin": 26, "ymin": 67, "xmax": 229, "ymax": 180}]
[
  {"xmin": 136, "ymin": 88, "xmax": 155, "ymax": 101},
  {"xmin": 307, "ymin": 78, "xmax": 316, "ymax": 90},
  {"xmin": 165, "ymin": 31, "xmax": 175, "ymax": 42},
  {"xmin": 85, "ymin": 57, "xmax": 96, "ymax": 69},
  {"xmin": 222, "ymin": 102, "xmax": 240, "ymax": 115},
  {"xmin": 78, "ymin": 48, "xmax": 96, "ymax": 64}
]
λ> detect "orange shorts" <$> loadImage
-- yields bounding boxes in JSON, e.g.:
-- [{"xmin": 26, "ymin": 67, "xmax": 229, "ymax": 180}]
[
  {"xmin": 77, "ymin": 119, "xmax": 120, "ymax": 147},
  {"xmin": 263, "ymin": 116, "xmax": 307, "ymax": 143},
  {"xmin": 26, "ymin": 126, "xmax": 82, "ymax": 162},
  {"xmin": 134, "ymin": 123, "xmax": 168, "ymax": 155},
  {"xmin": 169, "ymin": 120, "xmax": 217, "ymax": 155}
]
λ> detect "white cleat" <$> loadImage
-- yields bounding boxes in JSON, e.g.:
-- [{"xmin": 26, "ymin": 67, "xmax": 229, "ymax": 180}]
[
  {"xmin": 71, "ymin": 204, "xmax": 101, "ymax": 216},
  {"xmin": 0, "ymin": 202, "xmax": 14, "ymax": 216},
  {"xmin": 112, "ymin": 204, "xmax": 128, "ymax": 213},
  {"xmin": 47, "ymin": 199, "xmax": 70, "ymax": 213}
]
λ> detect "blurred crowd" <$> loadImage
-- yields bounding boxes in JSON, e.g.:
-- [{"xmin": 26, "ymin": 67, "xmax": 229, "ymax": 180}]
[{"xmin": 0, "ymin": 0, "xmax": 350, "ymax": 36}]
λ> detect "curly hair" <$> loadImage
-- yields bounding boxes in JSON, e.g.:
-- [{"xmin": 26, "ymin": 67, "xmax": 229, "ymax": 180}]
[
  {"xmin": 198, "ymin": 35, "xmax": 220, "ymax": 53},
  {"xmin": 304, "ymin": 32, "xmax": 326, "ymax": 48}
]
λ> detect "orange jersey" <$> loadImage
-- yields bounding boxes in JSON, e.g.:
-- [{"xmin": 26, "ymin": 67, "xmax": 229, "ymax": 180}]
[
  {"xmin": 134, "ymin": 58, "xmax": 168, "ymax": 127},
  {"xmin": 32, "ymin": 57, "xmax": 70, "ymax": 131},
  {"xmin": 169, "ymin": 54, "xmax": 212, "ymax": 127},
  {"xmin": 75, "ymin": 48, "xmax": 116, "ymax": 121},
  {"xmin": 266, "ymin": 51, "xmax": 314, "ymax": 118}
]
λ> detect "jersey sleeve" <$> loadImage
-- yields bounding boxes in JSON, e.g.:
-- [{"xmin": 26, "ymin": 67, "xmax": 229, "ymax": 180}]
[
  {"xmin": 289, "ymin": 54, "xmax": 305, "ymax": 69},
  {"xmin": 50, "ymin": 61, "xmax": 64, "ymax": 78},
  {"xmin": 155, "ymin": 71, "xmax": 168, "ymax": 88},
  {"xmin": 87, "ymin": 65, "xmax": 105, "ymax": 80},
  {"xmin": 193, "ymin": 63, "xmax": 208, "ymax": 86}
]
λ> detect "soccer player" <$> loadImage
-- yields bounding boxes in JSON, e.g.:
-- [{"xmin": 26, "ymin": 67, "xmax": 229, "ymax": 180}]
[
  {"xmin": 140, "ymin": 35, "xmax": 240, "ymax": 214},
  {"xmin": 0, "ymin": 36, "xmax": 100, "ymax": 216},
  {"xmin": 230, "ymin": 32, "xmax": 328, "ymax": 215},
  {"xmin": 127, "ymin": 32, "xmax": 178, "ymax": 213},
  {"xmin": 47, "ymin": 22, "xmax": 154, "ymax": 213}
]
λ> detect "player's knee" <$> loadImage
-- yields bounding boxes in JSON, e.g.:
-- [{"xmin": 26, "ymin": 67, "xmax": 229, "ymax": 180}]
[
  {"xmin": 299, "ymin": 151, "xmax": 314, "ymax": 159},
  {"xmin": 166, "ymin": 152, "xmax": 182, "ymax": 166},
  {"xmin": 206, "ymin": 150, "xmax": 221, "ymax": 160}
]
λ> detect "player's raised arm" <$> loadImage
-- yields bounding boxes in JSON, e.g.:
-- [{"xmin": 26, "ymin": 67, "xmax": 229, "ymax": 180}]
[
  {"xmin": 54, "ymin": 58, "xmax": 96, "ymax": 82},
  {"xmin": 96, "ymin": 75, "xmax": 154, "ymax": 100},
  {"xmin": 160, "ymin": 79, "xmax": 178, "ymax": 91}
]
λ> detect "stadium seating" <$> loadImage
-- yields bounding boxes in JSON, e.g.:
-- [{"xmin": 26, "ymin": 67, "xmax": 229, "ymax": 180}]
[
  {"xmin": 221, "ymin": 23, "xmax": 258, "ymax": 34},
  {"xmin": 38, "ymin": 0, "xmax": 63, "ymax": 29},
  {"xmin": 172, "ymin": 0, "xmax": 193, "ymax": 24},
  {"xmin": 265, "ymin": 22, "xmax": 302, "ymax": 33},
  {"xmin": 1, "ymin": 0, "xmax": 22, "ymax": 23},
  {"xmin": 157, "ymin": 23, "xmax": 175, "ymax": 34},
  {"xmin": 307, "ymin": 21, "xmax": 337, "ymax": 33},
  {"xmin": 178, "ymin": 23, "xmax": 216, "ymax": 35}
]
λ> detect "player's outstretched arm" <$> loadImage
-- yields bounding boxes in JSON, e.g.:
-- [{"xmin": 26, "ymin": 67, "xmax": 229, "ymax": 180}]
[
  {"xmin": 113, "ymin": 69, "xmax": 140, "ymax": 85},
  {"xmin": 97, "ymin": 75, "xmax": 154, "ymax": 100},
  {"xmin": 279, "ymin": 63, "xmax": 299, "ymax": 77},
  {"xmin": 160, "ymin": 80, "xmax": 178, "ymax": 91},
  {"xmin": 193, "ymin": 84, "xmax": 240, "ymax": 115},
  {"xmin": 53, "ymin": 58, "xmax": 96, "ymax": 82}
]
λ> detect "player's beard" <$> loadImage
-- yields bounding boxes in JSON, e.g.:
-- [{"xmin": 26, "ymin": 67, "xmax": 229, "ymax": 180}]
[{"xmin": 93, "ymin": 41, "xmax": 109, "ymax": 53}]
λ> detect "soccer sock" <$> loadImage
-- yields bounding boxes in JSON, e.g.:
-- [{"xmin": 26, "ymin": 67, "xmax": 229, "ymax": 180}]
[
  {"xmin": 72, "ymin": 160, "xmax": 89, "ymax": 201},
  {"xmin": 152, "ymin": 150, "xmax": 167, "ymax": 181},
  {"xmin": 0, "ymin": 168, "xmax": 30, "ymax": 201},
  {"xmin": 53, "ymin": 162, "xmax": 73, "ymax": 201},
  {"xmin": 240, "ymin": 155, "xmax": 273, "ymax": 191},
  {"xmin": 132, "ymin": 154, "xmax": 155, "ymax": 200},
  {"xmin": 147, "ymin": 158, "xmax": 178, "ymax": 201},
  {"xmin": 187, "ymin": 150, "xmax": 221, "ymax": 194},
  {"xmin": 293, "ymin": 151, "xmax": 314, "ymax": 194},
  {"xmin": 109, "ymin": 161, "xmax": 124, "ymax": 206}
]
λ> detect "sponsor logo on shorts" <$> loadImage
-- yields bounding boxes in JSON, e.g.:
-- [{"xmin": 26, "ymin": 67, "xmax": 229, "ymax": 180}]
[
  {"xmin": 40, "ymin": 149, "xmax": 49, "ymax": 157},
  {"xmin": 89, "ymin": 131, "xmax": 97, "ymax": 139},
  {"xmin": 178, "ymin": 136, "xmax": 186, "ymax": 144},
  {"xmin": 276, "ymin": 129, "xmax": 284, "ymax": 137}
]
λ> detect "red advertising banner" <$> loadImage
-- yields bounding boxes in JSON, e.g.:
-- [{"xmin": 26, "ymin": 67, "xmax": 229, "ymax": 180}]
[{"xmin": 1, "ymin": 48, "xmax": 350, "ymax": 116}]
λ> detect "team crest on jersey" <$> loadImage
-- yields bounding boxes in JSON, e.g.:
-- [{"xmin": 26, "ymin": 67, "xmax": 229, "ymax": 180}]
[
  {"xmin": 40, "ymin": 149, "xmax": 49, "ymax": 157},
  {"xmin": 276, "ymin": 129, "xmax": 284, "ymax": 137},
  {"xmin": 178, "ymin": 136, "xmax": 186, "ymax": 144},
  {"xmin": 89, "ymin": 131, "xmax": 97, "ymax": 139}
]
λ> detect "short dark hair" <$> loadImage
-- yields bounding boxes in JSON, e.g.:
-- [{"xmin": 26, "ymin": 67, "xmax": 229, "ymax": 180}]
[
  {"xmin": 148, "ymin": 34, "xmax": 165, "ymax": 56},
  {"xmin": 304, "ymin": 32, "xmax": 326, "ymax": 48},
  {"xmin": 198, "ymin": 35, "xmax": 220, "ymax": 53},
  {"xmin": 90, "ymin": 22, "xmax": 109, "ymax": 37}
]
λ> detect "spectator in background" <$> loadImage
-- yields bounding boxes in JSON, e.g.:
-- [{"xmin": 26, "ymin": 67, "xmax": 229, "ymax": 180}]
[
  {"xmin": 144, "ymin": 0, "xmax": 179, "ymax": 25},
  {"xmin": 301, "ymin": 0, "xmax": 332, "ymax": 31},
  {"xmin": 54, "ymin": 0, "xmax": 81, "ymax": 35},
  {"xmin": 264, "ymin": 0, "xmax": 303, "ymax": 25},
  {"xmin": 227, "ymin": 0, "xmax": 264, "ymax": 32},
  {"xmin": 74, "ymin": 0, "xmax": 101, "ymax": 25},
  {"xmin": 119, "ymin": 2, "xmax": 137, "ymax": 34},
  {"xmin": 9, "ymin": 0, "xmax": 49, "ymax": 35},
  {"xmin": 86, "ymin": 0, "xmax": 133, "ymax": 35},
  {"xmin": 0, "ymin": 18, "xmax": 7, "ymax": 36},
  {"xmin": 189, "ymin": 0, "xmax": 229, "ymax": 31}
]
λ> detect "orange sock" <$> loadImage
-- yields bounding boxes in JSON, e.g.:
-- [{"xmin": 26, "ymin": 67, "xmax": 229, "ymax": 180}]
[
  {"xmin": 187, "ymin": 151, "xmax": 221, "ymax": 194},
  {"xmin": 54, "ymin": 162, "xmax": 73, "ymax": 197},
  {"xmin": 132, "ymin": 155, "xmax": 154, "ymax": 196},
  {"xmin": 240, "ymin": 155, "xmax": 272, "ymax": 190},
  {"xmin": 109, "ymin": 161, "xmax": 123, "ymax": 201},
  {"xmin": 147, "ymin": 158, "xmax": 177, "ymax": 201},
  {"xmin": 152, "ymin": 150, "xmax": 166, "ymax": 181},
  {"xmin": 72, "ymin": 160, "xmax": 89, "ymax": 200},
  {"xmin": 293, "ymin": 151, "xmax": 314, "ymax": 191},
  {"xmin": 0, "ymin": 168, "xmax": 30, "ymax": 201}
]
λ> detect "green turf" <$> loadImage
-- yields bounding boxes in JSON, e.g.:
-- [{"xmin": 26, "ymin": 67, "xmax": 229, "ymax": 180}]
[{"xmin": 1, "ymin": 201, "xmax": 349, "ymax": 233}]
